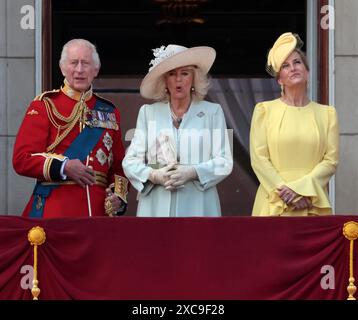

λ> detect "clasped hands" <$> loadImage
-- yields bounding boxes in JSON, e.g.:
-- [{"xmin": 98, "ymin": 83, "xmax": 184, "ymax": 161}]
[
  {"xmin": 277, "ymin": 185, "xmax": 312, "ymax": 211},
  {"xmin": 148, "ymin": 164, "xmax": 197, "ymax": 191}
]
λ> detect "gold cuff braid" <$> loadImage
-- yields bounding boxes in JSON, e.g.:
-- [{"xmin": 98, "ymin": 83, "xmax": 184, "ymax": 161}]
[
  {"xmin": 104, "ymin": 175, "xmax": 128, "ymax": 216},
  {"xmin": 109, "ymin": 175, "xmax": 129, "ymax": 203},
  {"xmin": 104, "ymin": 197, "xmax": 115, "ymax": 217}
]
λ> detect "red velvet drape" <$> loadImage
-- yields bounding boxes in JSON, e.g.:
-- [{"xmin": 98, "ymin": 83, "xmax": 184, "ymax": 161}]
[{"xmin": 0, "ymin": 216, "xmax": 356, "ymax": 300}]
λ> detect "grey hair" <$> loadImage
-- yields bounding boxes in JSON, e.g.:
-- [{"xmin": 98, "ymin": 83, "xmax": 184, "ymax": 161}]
[
  {"xmin": 59, "ymin": 39, "xmax": 101, "ymax": 68},
  {"xmin": 151, "ymin": 66, "xmax": 211, "ymax": 102}
]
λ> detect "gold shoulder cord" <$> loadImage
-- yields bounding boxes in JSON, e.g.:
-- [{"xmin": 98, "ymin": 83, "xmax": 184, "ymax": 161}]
[{"xmin": 44, "ymin": 97, "xmax": 87, "ymax": 152}]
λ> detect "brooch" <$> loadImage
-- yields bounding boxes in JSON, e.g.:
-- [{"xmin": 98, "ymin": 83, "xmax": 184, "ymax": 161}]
[{"xmin": 103, "ymin": 132, "xmax": 113, "ymax": 151}]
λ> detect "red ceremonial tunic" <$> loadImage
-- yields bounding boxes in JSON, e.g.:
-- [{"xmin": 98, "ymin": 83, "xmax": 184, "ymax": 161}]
[{"xmin": 13, "ymin": 84, "xmax": 127, "ymax": 218}]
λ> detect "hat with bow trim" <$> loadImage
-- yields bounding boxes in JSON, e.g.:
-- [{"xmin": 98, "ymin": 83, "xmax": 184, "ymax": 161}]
[
  {"xmin": 140, "ymin": 44, "xmax": 216, "ymax": 99},
  {"xmin": 266, "ymin": 32, "xmax": 304, "ymax": 77}
]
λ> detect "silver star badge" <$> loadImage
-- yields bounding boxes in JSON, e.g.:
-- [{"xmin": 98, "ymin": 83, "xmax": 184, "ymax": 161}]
[
  {"xmin": 96, "ymin": 148, "xmax": 107, "ymax": 166},
  {"xmin": 103, "ymin": 132, "xmax": 113, "ymax": 151}
]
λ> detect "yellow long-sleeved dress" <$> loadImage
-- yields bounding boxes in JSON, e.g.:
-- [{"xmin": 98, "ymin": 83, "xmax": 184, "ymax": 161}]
[{"xmin": 250, "ymin": 98, "xmax": 339, "ymax": 216}]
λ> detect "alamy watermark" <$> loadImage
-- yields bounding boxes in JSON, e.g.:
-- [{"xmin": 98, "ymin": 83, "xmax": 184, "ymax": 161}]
[
  {"xmin": 320, "ymin": 265, "xmax": 335, "ymax": 290},
  {"xmin": 20, "ymin": 5, "xmax": 35, "ymax": 30},
  {"xmin": 20, "ymin": 263, "xmax": 336, "ymax": 293},
  {"xmin": 21, "ymin": 4, "xmax": 335, "ymax": 31},
  {"xmin": 20, "ymin": 264, "xmax": 34, "ymax": 290},
  {"xmin": 124, "ymin": 124, "xmax": 234, "ymax": 176},
  {"xmin": 321, "ymin": 5, "xmax": 335, "ymax": 30}
]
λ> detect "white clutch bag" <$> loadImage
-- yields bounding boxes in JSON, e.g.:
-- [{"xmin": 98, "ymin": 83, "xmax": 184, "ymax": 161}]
[{"xmin": 148, "ymin": 132, "xmax": 177, "ymax": 167}]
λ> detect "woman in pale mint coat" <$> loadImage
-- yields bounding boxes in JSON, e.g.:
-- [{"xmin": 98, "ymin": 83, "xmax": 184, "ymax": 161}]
[{"xmin": 122, "ymin": 44, "xmax": 233, "ymax": 217}]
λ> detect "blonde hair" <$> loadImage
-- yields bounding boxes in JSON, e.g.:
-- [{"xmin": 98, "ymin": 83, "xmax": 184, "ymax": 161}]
[{"xmin": 151, "ymin": 66, "xmax": 211, "ymax": 103}]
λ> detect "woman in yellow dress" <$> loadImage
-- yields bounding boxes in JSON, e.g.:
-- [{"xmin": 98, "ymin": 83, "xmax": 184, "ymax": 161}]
[{"xmin": 250, "ymin": 32, "xmax": 339, "ymax": 216}]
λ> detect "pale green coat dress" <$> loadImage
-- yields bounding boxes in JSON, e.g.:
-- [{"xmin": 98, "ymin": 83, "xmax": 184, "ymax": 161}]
[{"xmin": 122, "ymin": 100, "xmax": 233, "ymax": 217}]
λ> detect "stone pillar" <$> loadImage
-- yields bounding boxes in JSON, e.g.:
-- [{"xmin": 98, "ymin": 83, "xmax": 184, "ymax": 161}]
[
  {"xmin": 335, "ymin": 0, "xmax": 358, "ymax": 214},
  {"xmin": 0, "ymin": 0, "xmax": 36, "ymax": 215}
]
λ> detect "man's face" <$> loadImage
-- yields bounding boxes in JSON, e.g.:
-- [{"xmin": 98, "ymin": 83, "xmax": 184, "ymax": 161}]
[{"xmin": 60, "ymin": 43, "xmax": 99, "ymax": 92}]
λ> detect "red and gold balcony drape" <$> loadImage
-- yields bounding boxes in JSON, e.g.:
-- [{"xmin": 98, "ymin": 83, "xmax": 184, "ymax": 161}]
[{"xmin": 0, "ymin": 215, "xmax": 357, "ymax": 300}]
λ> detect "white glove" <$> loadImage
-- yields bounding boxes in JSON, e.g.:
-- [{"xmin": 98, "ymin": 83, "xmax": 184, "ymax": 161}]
[
  {"xmin": 164, "ymin": 165, "xmax": 197, "ymax": 190},
  {"xmin": 148, "ymin": 164, "xmax": 176, "ymax": 186}
]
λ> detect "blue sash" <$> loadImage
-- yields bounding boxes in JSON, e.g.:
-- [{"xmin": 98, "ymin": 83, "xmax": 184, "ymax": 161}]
[{"xmin": 29, "ymin": 99, "xmax": 113, "ymax": 218}]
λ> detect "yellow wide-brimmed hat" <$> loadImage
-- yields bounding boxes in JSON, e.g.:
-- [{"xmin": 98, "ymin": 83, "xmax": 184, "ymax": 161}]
[
  {"xmin": 140, "ymin": 44, "xmax": 216, "ymax": 99},
  {"xmin": 266, "ymin": 32, "xmax": 303, "ymax": 77}
]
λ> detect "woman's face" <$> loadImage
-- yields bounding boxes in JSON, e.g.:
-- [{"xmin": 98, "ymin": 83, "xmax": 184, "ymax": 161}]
[
  {"xmin": 165, "ymin": 66, "xmax": 194, "ymax": 101},
  {"xmin": 278, "ymin": 51, "xmax": 309, "ymax": 89}
]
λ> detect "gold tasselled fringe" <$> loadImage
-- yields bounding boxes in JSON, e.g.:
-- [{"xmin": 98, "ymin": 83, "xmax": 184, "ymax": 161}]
[
  {"xmin": 343, "ymin": 221, "xmax": 358, "ymax": 300},
  {"xmin": 28, "ymin": 227, "xmax": 46, "ymax": 300}
]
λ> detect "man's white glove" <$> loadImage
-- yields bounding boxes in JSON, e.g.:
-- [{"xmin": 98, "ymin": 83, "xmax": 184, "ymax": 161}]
[
  {"xmin": 148, "ymin": 164, "xmax": 176, "ymax": 186},
  {"xmin": 164, "ymin": 165, "xmax": 197, "ymax": 191}
]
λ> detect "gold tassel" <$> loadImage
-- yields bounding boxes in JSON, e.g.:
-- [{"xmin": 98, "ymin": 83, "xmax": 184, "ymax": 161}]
[
  {"xmin": 343, "ymin": 221, "xmax": 358, "ymax": 300},
  {"xmin": 28, "ymin": 226, "xmax": 46, "ymax": 300}
]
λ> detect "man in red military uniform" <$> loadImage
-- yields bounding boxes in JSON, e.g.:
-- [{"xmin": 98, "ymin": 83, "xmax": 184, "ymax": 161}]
[{"xmin": 13, "ymin": 39, "xmax": 128, "ymax": 218}]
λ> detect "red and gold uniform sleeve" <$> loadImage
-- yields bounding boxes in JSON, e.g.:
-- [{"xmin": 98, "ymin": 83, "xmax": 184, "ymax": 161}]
[{"xmin": 13, "ymin": 98, "xmax": 67, "ymax": 182}]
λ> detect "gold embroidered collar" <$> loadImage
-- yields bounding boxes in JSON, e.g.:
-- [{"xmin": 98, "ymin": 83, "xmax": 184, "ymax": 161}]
[{"xmin": 61, "ymin": 79, "xmax": 93, "ymax": 102}]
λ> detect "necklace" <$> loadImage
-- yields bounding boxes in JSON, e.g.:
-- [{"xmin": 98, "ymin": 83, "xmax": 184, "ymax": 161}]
[{"xmin": 169, "ymin": 106, "xmax": 183, "ymax": 127}]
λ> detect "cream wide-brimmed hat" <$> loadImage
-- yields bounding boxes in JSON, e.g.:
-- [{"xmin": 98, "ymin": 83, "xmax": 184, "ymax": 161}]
[
  {"xmin": 266, "ymin": 32, "xmax": 304, "ymax": 77},
  {"xmin": 140, "ymin": 44, "xmax": 216, "ymax": 99}
]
